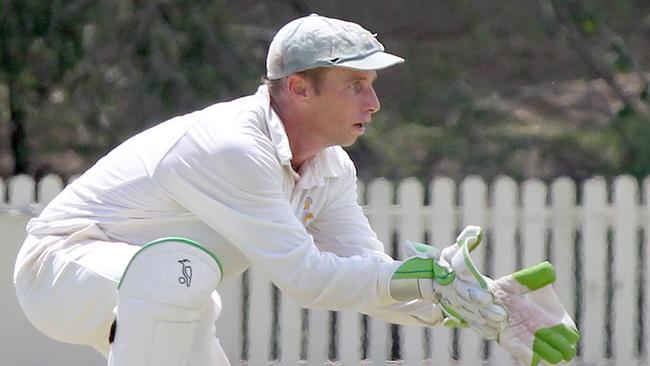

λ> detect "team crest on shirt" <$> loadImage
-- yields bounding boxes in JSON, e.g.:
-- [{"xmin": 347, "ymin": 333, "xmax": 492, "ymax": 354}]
[{"xmin": 301, "ymin": 197, "xmax": 314, "ymax": 225}]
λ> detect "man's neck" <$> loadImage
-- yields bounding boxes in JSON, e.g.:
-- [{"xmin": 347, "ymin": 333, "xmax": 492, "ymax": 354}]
[{"xmin": 271, "ymin": 97, "xmax": 325, "ymax": 172}]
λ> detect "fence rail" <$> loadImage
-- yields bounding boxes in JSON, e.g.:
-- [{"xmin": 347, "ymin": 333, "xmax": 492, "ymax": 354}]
[{"xmin": 2, "ymin": 174, "xmax": 649, "ymax": 365}]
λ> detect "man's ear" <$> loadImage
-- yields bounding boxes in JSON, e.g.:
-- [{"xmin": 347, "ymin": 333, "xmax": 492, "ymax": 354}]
[{"xmin": 286, "ymin": 74, "xmax": 311, "ymax": 99}]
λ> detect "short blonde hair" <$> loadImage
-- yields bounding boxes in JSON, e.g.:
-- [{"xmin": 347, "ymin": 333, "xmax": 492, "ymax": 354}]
[{"xmin": 264, "ymin": 67, "xmax": 330, "ymax": 100}]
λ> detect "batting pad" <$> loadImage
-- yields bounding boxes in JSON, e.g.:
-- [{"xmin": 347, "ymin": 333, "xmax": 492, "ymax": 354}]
[{"xmin": 108, "ymin": 238, "xmax": 222, "ymax": 366}]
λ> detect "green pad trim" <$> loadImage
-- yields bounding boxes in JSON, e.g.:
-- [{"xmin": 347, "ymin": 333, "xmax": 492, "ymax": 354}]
[
  {"xmin": 512, "ymin": 261, "xmax": 556, "ymax": 291},
  {"xmin": 118, "ymin": 237, "xmax": 223, "ymax": 289}
]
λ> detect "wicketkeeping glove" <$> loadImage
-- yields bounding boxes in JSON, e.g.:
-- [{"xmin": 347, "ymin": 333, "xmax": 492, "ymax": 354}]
[
  {"xmin": 490, "ymin": 262, "xmax": 580, "ymax": 366},
  {"xmin": 389, "ymin": 226, "xmax": 507, "ymax": 339}
]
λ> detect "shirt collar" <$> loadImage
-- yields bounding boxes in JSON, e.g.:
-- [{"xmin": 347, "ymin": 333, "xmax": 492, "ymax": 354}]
[
  {"xmin": 259, "ymin": 85, "xmax": 293, "ymax": 167},
  {"xmin": 295, "ymin": 147, "xmax": 345, "ymax": 190},
  {"xmin": 257, "ymin": 85, "xmax": 346, "ymax": 189}
]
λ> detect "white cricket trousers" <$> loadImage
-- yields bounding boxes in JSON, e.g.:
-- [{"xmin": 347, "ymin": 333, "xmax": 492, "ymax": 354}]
[{"xmin": 14, "ymin": 224, "xmax": 230, "ymax": 365}]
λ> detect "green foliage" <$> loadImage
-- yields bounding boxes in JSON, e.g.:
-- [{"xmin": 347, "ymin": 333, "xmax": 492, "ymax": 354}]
[
  {"xmin": 0, "ymin": 0, "xmax": 96, "ymax": 173},
  {"xmin": 611, "ymin": 43, "xmax": 633, "ymax": 72},
  {"xmin": 640, "ymin": 83, "xmax": 649, "ymax": 101},
  {"xmin": 560, "ymin": 0, "xmax": 602, "ymax": 35},
  {"xmin": 611, "ymin": 113, "xmax": 650, "ymax": 179}
]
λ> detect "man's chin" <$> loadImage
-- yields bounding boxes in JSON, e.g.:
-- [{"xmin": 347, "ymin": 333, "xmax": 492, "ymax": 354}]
[{"xmin": 340, "ymin": 137, "xmax": 359, "ymax": 147}]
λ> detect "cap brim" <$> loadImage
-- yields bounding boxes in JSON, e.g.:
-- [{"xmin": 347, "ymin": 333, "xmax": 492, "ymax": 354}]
[{"xmin": 337, "ymin": 51, "xmax": 405, "ymax": 71}]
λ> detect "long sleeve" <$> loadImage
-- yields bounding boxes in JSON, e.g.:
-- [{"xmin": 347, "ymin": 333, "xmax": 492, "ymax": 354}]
[
  {"xmin": 307, "ymin": 159, "xmax": 444, "ymax": 327},
  {"xmin": 151, "ymin": 121, "xmax": 400, "ymax": 312}
]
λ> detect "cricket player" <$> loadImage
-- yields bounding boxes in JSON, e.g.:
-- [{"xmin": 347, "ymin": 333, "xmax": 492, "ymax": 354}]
[{"xmin": 14, "ymin": 14, "xmax": 578, "ymax": 366}]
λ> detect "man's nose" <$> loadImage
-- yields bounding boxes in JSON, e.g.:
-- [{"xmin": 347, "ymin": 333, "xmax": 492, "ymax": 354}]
[{"xmin": 366, "ymin": 87, "xmax": 380, "ymax": 114}]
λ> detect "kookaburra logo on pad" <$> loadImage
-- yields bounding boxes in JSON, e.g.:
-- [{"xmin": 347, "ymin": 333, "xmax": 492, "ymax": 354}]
[{"xmin": 178, "ymin": 259, "xmax": 192, "ymax": 287}]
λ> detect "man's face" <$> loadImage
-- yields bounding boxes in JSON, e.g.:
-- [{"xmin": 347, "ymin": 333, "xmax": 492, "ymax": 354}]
[{"xmin": 306, "ymin": 68, "xmax": 380, "ymax": 147}]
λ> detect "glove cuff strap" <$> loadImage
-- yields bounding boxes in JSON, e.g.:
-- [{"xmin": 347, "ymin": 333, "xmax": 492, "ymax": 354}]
[
  {"xmin": 390, "ymin": 257, "xmax": 455, "ymax": 301},
  {"xmin": 389, "ymin": 278, "xmax": 435, "ymax": 301}
]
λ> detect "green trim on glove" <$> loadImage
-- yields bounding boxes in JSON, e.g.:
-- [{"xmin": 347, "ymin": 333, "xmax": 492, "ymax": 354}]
[
  {"xmin": 459, "ymin": 237, "xmax": 488, "ymax": 289},
  {"xmin": 512, "ymin": 261, "xmax": 556, "ymax": 291},
  {"xmin": 442, "ymin": 317, "xmax": 468, "ymax": 328},
  {"xmin": 439, "ymin": 303, "xmax": 469, "ymax": 327},
  {"xmin": 392, "ymin": 257, "xmax": 456, "ymax": 286},
  {"xmin": 531, "ymin": 324, "xmax": 580, "ymax": 366},
  {"xmin": 460, "ymin": 229, "xmax": 483, "ymax": 252},
  {"xmin": 393, "ymin": 258, "xmax": 434, "ymax": 279}
]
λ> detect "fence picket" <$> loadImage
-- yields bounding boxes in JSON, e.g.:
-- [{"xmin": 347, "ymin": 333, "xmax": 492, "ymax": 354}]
[
  {"xmin": 37, "ymin": 174, "xmax": 64, "ymax": 208},
  {"xmin": 397, "ymin": 178, "xmax": 425, "ymax": 259},
  {"xmin": 338, "ymin": 310, "xmax": 362, "ymax": 365},
  {"xmin": 581, "ymin": 177, "xmax": 609, "ymax": 364},
  {"xmin": 612, "ymin": 176, "xmax": 639, "ymax": 364},
  {"xmin": 215, "ymin": 275, "xmax": 243, "ymax": 363},
  {"xmin": 459, "ymin": 176, "xmax": 488, "ymax": 365},
  {"xmin": 8, "ymin": 174, "xmax": 34, "ymax": 212},
  {"xmin": 335, "ymin": 179, "xmax": 364, "ymax": 364},
  {"xmin": 306, "ymin": 309, "xmax": 329, "ymax": 365},
  {"xmin": 279, "ymin": 295, "xmax": 302, "ymax": 364},
  {"xmin": 522, "ymin": 179, "xmax": 547, "ymax": 267},
  {"xmin": 491, "ymin": 175, "xmax": 519, "ymax": 278},
  {"xmin": 367, "ymin": 178, "xmax": 394, "ymax": 254},
  {"xmin": 0, "ymin": 176, "xmax": 5, "ymax": 207},
  {"xmin": 550, "ymin": 177, "xmax": 578, "ymax": 325},
  {"xmin": 397, "ymin": 178, "xmax": 427, "ymax": 364},
  {"xmin": 248, "ymin": 267, "xmax": 273, "ymax": 365},
  {"xmin": 490, "ymin": 176, "xmax": 518, "ymax": 365},
  {"xmin": 429, "ymin": 177, "xmax": 456, "ymax": 365},
  {"xmin": 366, "ymin": 178, "xmax": 393, "ymax": 364}
]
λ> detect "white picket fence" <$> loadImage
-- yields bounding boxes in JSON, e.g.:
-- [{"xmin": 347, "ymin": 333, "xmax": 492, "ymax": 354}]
[{"xmin": 2, "ymin": 174, "xmax": 649, "ymax": 365}]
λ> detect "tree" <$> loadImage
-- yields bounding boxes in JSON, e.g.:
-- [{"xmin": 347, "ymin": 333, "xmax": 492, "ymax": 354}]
[
  {"xmin": 1, "ymin": 0, "xmax": 262, "ymax": 177},
  {"xmin": 540, "ymin": 0, "xmax": 650, "ymax": 177},
  {"xmin": 0, "ymin": 0, "xmax": 96, "ymax": 174}
]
